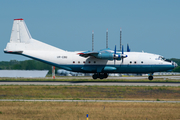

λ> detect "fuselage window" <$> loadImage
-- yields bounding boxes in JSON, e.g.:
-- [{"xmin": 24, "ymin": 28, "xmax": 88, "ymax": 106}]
[
  {"xmin": 78, "ymin": 61, "xmax": 80, "ymax": 63},
  {"xmin": 94, "ymin": 61, "xmax": 96, "ymax": 63},
  {"xmin": 73, "ymin": 61, "xmax": 75, "ymax": 63},
  {"xmin": 130, "ymin": 61, "xmax": 132, "ymax": 64},
  {"xmin": 134, "ymin": 61, "xmax": 136, "ymax": 64},
  {"xmin": 83, "ymin": 61, "xmax": 85, "ymax": 63},
  {"xmin": 89, "ymin": 61, "xmax": 91, "ymax": 63},
  {"xmin": 141, "ymin": 61, "xmax": 143, "ymax": 63}
]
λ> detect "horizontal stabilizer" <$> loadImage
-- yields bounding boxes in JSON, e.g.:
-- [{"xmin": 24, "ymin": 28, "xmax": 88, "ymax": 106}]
[{"xmin": 4, "ymin": 50, "xmax": 23, "ymax": 54}]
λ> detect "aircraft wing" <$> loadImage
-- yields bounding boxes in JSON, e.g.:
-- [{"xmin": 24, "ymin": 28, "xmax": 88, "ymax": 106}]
[
  {"xmin": 78, "ymin": 51, "xmax": 99, "ymax": 58},
  {"xmin": 78, "ymin": 48, "xmax": 122, "ymax": 60}
]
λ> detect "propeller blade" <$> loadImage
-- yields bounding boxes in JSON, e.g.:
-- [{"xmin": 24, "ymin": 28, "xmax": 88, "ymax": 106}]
[
  {"xmin": 114, "ymin": 45, "xmax": 116, "ymax": 65},
  {"xmin": 122, "ymin": 45, "xmax": 124, "ymax": 63},
  {"xmin": 127, "ymin": 44, "xmax": 130, "ymax": 52},
  {"xmin": 122, "ymin": 45, "xmax": 124, "ymax": 54},
  {"xmin": 114, "ymin": 45, "xmax": 116, "ymax": 54}
]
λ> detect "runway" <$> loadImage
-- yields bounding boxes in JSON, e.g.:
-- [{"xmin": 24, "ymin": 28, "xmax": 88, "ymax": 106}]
[
  {"xmin": 46, "ymin": 76, "xmax": 180, "ymax": 80},
  {"xmin": 0, "ymin": 81, "xmax": 180, "ymax": 86},
  {"xmin": 0, "ymin": 99, "xmax": 180, "ymax": 103}
]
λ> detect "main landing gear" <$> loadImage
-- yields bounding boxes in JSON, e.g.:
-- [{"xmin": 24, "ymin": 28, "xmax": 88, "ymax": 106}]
[
  {"xmin": 148, "ymin": 73, "xmax": 154, "ymax": 80},
  {"xmin": 92, "ymin": 73, "xmax": 108, "ymax": 79}
]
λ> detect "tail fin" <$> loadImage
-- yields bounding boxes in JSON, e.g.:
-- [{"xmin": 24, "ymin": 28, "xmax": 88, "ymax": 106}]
[
  {"xmin": 10, "ymin": 18, "xmax": 32, "ymax": 43},
  {"xmin": 4, "ymin": 19, "xmax": 65, "ymax": 53}
]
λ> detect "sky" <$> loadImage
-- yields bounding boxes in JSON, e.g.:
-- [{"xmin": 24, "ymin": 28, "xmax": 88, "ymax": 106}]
[{"xmin": 0, "ymin": 0, "xmax": 180, "ymax": 61}]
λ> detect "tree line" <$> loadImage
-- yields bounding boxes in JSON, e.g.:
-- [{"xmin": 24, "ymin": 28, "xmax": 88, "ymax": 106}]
[
  {"xmin": 0, "ymin": 60, "xmax": 58, "ymax": 74},
  {"xmin": 0, "ymin": 58, "xmax": 180, "ymax": 73}
]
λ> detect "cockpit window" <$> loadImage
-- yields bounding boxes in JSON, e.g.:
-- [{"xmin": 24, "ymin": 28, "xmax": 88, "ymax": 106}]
[
  {"xmin": 165, "ymin": 59, "xmax": 171, "ymax": 62},
  {"xmin": 158, "ymin": 56, "xmax": 171, "ymax": 63},
  {"xmin": 161, "ymin": 57, "xmax": 166, "ymax": 60},
  {"xmin": 158, "ymin": 56, "xmax": 164, "ymax": 60}
]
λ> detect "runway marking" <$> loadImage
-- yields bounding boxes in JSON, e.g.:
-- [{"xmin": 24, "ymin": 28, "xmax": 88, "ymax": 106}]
[
  {"xmin": 0, "ymin": 99, "xmax": 180, "ymax": 103},
  {"xmin": 0, "ymin": 82, "xmax": 180, "ymax": 86}
]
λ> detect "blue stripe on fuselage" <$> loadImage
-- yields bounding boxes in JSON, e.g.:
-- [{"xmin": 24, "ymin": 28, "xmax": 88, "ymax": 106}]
[{"xmin": 62, "ymin": 64, "xmax": 174, "ymax": 73}]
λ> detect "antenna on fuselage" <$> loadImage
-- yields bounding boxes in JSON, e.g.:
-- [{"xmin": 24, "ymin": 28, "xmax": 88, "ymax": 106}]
[
  {"xmin": 92, "ymin": 30, "xmax": 94, "ymax": 51},
  {"xmin": 106, "ymin": 29, "xmax": 108, "ymax": 48},
  {"xmin": 120, "ymin": 28, "xmax": 122, "ymax": 51}
]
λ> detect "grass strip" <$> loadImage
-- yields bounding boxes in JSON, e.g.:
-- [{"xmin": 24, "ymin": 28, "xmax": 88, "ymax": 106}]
[
  {"xmin": 0, "ymin": 77, "xmax": 180, "ymax": 82},
  {"xmin": 0, "ymin": 85, "xmax": 180, "ymax": 101},
  {"xmin": 0, "ymin": 102, "xmax": 179, "ymax": 120}
]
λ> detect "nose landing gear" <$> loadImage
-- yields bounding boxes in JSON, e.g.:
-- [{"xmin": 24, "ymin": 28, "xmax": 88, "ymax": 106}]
[
  {"xmin": 148, "ymin": 73, "xmax": 154, "ymax": 80},
  {"xmin": 92, "ymin": 73, "xmax": 108, "ymax": 79},
  {"xmin": 148, "ymin": 76, "xmax": 153, "ymax": 80}
]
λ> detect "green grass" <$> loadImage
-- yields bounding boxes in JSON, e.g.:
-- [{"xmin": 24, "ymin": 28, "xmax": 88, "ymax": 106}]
[
  {"xmin": 156, "ymin": 98, "xmax": 160, "ymax": 101},
  {"xmin": 0, "ymin": 102, "xmax": 180, "ymax": 120},
  {"xmin": 0, "ymin": 77, "xmax": 180, "ymax": 82},
  {"xmin": 0, "ymin": 85, "xmax": 180, "ymax": 100}
]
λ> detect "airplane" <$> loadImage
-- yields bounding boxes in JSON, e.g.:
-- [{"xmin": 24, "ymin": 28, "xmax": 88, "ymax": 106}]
[{"xmin": 4, "ymin": 18, "xmax": 178, "ymax": 80}]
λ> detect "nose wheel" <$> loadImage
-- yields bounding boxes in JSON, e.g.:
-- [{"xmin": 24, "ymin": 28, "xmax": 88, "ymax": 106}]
[
  {"xmin": 148, "ymin": 73, "xmax": 153, "ymax": 80},
  {"xmin": 148, "ymin": 76, "xmax": 153, "ymax": 80}
]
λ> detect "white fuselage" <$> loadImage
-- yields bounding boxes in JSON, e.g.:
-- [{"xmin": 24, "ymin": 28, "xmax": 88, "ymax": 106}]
[{"xmin": 19, "ymin": 46, "xmax": 175, "ymax": 74}]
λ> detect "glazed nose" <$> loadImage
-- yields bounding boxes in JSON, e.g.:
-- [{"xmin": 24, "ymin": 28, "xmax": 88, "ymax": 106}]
[{"xmin": 172, "ymin": 62, "xmax": 178, "ymax": 68}]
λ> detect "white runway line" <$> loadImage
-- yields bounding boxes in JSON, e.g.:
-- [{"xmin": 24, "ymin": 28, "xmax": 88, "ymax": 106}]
[
  {"xmin": 0, "ymin": 82, "xmax": 180, "ymax": 86},
  {"xmin": 0, "ymin": 99, "xmax": 180, "ymax": 103}
]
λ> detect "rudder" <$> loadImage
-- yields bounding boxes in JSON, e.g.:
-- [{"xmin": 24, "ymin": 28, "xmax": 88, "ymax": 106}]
[{"xmin": 10, "ymin": 18, "xmax": 32, "ymax": 43}]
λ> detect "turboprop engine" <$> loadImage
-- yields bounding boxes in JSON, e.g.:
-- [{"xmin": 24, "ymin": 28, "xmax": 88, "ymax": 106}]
[
  {"xmin": 78, "ymin": 45, "xmax": 128, "ymax": 62},
  {"xmin": 95, "ymin": 51, "xmax": 121, "ymax": 60}
]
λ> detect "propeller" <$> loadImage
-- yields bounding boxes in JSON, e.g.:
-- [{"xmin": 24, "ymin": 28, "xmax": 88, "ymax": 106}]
[
  {"xmin": 113, "ymin": 44, "xmax": 128, "ymax": 65},
  {"xmin": 113, "ymin": 45, "xmax": 120, "ymax": 65},
  {"xmin": 121, "ymin": 45, "xmax": 128, "ymax": 63}
]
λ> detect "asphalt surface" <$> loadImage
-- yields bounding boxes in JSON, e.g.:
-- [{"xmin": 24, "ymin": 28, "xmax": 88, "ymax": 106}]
[
  {"xmin": 0, "ymin": 76, "xmax": 180, "ymax": 86},
  {"xmin": 0, "ymin": 81, "xmax": 180, "ymax": 86},
  {"xmin": 0, "ymin": 99, "xmax": 180, "ymax": 103},
  {"xmin": 46, "ymin": 76, "xmax": 180, "ymax": 80}
]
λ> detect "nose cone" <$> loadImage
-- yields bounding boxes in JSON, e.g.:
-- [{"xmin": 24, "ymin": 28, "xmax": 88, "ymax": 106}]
[{"xmin": 172, "ymin": 62, "xmax": 178, "ymax": 68}]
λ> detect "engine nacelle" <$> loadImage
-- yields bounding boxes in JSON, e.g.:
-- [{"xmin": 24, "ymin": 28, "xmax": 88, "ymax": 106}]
[
  {"xmin": 95, "ymin": 52, "xmax": 121, "ymax": 60},
  {"xmin": 97, "ymin": 52, "xmax": 113, "ymax": 60}
]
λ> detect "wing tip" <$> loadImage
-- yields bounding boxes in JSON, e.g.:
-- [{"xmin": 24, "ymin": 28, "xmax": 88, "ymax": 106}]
[
  {"xmin": 77, "ymin": 53, "xmax": 84, "ymax": 55},
  {"xmin": 14, "ymin": 18, "xmax": 24, "ymax": 21}
]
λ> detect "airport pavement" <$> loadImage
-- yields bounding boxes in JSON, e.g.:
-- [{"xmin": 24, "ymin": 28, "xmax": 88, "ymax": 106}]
[
  {"xmin": 46, "ymin": 75, "xmax": 180, "ymax": 80},
  {"xmin": 0, "ymin": 81, "xmax": 180, "ymax": 86},
  {"xmin": 0, "ymin": 99, "xmax": 179, "ymax": 103}
]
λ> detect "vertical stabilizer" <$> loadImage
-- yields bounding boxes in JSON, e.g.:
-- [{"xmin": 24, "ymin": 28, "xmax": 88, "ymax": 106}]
[
  {"xmin": 5, "ymin": 18, "xmax": 65, "ymax": 52},
  {"xmin": 10, "ymin": 18, "xmax": 32, "ymax": 43}
]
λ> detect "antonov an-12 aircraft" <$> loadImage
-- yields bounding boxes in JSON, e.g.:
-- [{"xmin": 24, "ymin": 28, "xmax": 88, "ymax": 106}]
[{"xmin": 4, "ymin": 19, "xmax": 178, "ymax": 80}]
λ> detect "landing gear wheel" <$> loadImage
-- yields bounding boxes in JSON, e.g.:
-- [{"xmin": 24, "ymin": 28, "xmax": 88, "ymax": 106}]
[
  {"xmin": 104, "ymin": 73, "xmax": 108, "ymax": 78},
  {"xmin": 92, "ymin": 74, "xmax": 97, "ymax": 79},
  {"xmin": 148, "ymin": 76, "xmax": 153, "ymax": 80},
  {"xmin": 100, "ymin": 74, "xmax": 104, "ymax": 79},
  {"xmin": 92, "ymin": 73, "xmax": 109, "ymax": 79}
]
